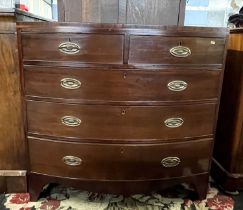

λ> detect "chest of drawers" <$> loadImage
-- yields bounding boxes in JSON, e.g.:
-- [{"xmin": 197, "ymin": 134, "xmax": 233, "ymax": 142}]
[{"xmin": 17, "ymin": 23, "xmax": 228, "ymax": 201}]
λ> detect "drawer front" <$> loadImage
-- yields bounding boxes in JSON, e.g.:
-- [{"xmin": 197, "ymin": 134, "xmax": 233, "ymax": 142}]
[
  {"xmin": 27, "ymin": 101, "xmax": 216, "ymax": 141},
  {"xmin": 21, "ymin": 34, "xmax": 124, "ymax": 64},
  {"xmin": 25, "ymin": 66, "xmax": 221, "ymax": 102},
  {"xmin": 29, "ymin": 137, "xmax": 212, "ymax": 180},
  {"xmin": 129, "ymin": 36, "xmax": 226, "ymax": 65}
]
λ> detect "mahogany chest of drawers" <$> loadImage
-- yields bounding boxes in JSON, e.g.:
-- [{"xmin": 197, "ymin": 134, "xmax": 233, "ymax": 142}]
[{"xmin": 17, "ymin": 23, "xmax": 228, "ymax": 200}]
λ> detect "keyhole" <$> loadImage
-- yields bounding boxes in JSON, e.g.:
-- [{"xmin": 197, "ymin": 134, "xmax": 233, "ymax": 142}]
[
  {"xmin": 123, "ymin": 73, "xmax": 127, "ymax": 79},
  {"xmin": 121, "ymin": 109, "xmax": 126, "ymax": 115},
  {"xmin": 178, "ymin": 41, "xmax": 182, "ymax": 46}
]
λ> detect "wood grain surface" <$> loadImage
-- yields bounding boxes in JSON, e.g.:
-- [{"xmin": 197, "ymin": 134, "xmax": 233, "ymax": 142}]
[
  {"xmin": 58, "ymin": 0, "xmax": 181, "ymax": 25},
  {"xmin": 24, "ymin": 66, "xmax": 221, "ymax": 103},
  {"xmin": 0, "ymin": 16, "xmax": 15, "ymax": 32},
  {"xmin": 22, "ymin": 33, "xmax": 124, "ymax": 64},
  {"xmin": 26, "ymin": 100, "xmax": 217, "ymax": 141},
  {"xmin": 213, "ymin": 50, "xmax": 243, "ymax": 191},
  {"xmin": 17, "ymin": 23, "xmax": 228, "ymax": 199},
  {"xmin": 129, "ymin": 36, "xmax": 226, "ymax": 65},
  {"xmin": 0, "ymin": 34, "xmax": 26, "ymax": 170},
  {"xmin": 0, "ymin": 9, "xmax": 48, "ymax": 193},
  {"xmin": 126, "ymin": 0, "xmax": 180, "ymax": 25},
  {"xmin": 29, "ymin": 137, "xmax": 212, "ymax": 181}
]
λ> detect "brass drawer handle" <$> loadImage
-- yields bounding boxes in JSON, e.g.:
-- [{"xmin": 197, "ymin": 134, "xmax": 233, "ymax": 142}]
[
  {"xmin": 58, "ymin": 42, "xmax": 80, "ymax": 54},
  {"xmin": 60, "ymin": 78, "xmax": 81, "ymax": 90},
  {"xmin": 161, "ymin": 157, "xmax": 180, "ymax": 168},
  {"xmin": 61, "ymin": 116, "xmax": 81, "ymax": 127},
  {"xmin": 164, "ymin": 118, "xmax": 184, "ymax": 128},
  {"xmin": 63, "ymin": 156, "xmax": 82, "ymax": 166},
  {"xmin": 170, "ymin": 46, "xmax": 191, "ymax": 57},
  {"xmin": 167, "ymin": 80, "xmax": 187, "ymax": 92}
]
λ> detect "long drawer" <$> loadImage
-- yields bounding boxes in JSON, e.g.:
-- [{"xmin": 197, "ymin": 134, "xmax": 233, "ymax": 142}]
[
  {"xmin": 27, "ymin": 101, "xmax": 216, "ymax": 141},
  {"xmin": 21, "ymin": 34, "xmax": 124, "ymax": 64},
  {"xmin": 29, "ymin": 137, "xmax": 212, "ymax": 180},
  {"xmin": 24, "ymin": 66, "xmax": 221, "ymax": 102},
  {"xmin": 129, "ymin": 36, "xmax": 226, "ymax": 65}
]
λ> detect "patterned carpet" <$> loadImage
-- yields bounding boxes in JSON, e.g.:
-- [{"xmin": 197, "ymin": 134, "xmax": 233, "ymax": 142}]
[{"xmin": 0, "ymin": 184, "xmax": 234, "ymax": 210}]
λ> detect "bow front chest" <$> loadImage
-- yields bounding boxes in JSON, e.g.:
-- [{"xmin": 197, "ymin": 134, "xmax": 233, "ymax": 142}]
[{"xmin": 17, "ymin": 23, "xmax": 228, "ymax": 200}]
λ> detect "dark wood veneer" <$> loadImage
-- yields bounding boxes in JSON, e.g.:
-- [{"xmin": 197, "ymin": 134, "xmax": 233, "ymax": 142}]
[
  {"xmin": 57, "ymin": 0, "xmax": 182, "ymax": 26},
  {"xmin": 24, "ymin": 66, "xmax": 221, "ymax": 103},
  {"xmin": 0, "ymin": 34, "xmax": 26, "ymax": 170},
  {"xmin": 27, "ymin": 100, "xmax": 217, "ymax": 141},
  {"xmin": 129, "ymin": 36, "xmax": 226, "ymax": 65},
  {"xmin": 212, "ymin": 31, "xmax": 243, "ymax": 193},
  {"xmin": 22, "ymin": 33, "xmax": 124, "ymax": 64},
  {"xmin": 0, "ymin": 9, "xmax": 49, "ymax": 193},
  {"xmin": 17, "ymin": 23, "xmax": 228, "ymax": 200},
  {"xmin": 17, "ymin": 23, "xmax": 228, "ymax": 38},
  {"xmin": 29, "ymin": 137, "xmax": 212, "ymax": 181}
]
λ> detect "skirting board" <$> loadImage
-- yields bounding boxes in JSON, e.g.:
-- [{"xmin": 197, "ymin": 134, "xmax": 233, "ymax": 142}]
[{"xmin": 0, "ymin": 170, "xmax": 27, "ymax": 193}]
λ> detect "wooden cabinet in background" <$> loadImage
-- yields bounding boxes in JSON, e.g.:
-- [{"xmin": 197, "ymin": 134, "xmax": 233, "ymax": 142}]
[
  {"xmin": 58, "ymin": 0, "xmax": 185, "ymax": 25},
  {"xmin": 0, "ymin": 8, "xmax": 48, "ymax": 193},
  {"xmin": 212, "ymin": 29, "xmax": 243, "ymax": 194}
]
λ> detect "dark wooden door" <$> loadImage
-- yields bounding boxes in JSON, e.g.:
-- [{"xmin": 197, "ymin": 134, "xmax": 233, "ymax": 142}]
[{"xmin": 58, "ymin": 0, "xmax": 185, "ymax": 25}]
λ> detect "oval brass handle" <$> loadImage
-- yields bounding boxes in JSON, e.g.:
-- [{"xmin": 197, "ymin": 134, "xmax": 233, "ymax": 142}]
[
  {"xmin": 60, "ymin": 78, "xmax": 81, "ymax": 90},
  {"xmin": 63, "ymin": 156, "xmax": 82, "ymax": 166},
  {"xmin": 167, "ymin": 80, "xmax": 188, "ymax": 92},
  {"xmin": 164, "ymin": 118, "xmax": 184, "ymax": 128},
  {"xmin": 61, "ymin": 116, "xmax": 81, "ymax": 127},
  {"xmin": 170, "ymin": 46, "xmax": 191, "ymax": 57},
  {"xmin": 58, "ymin": 42, "xmax": 80, "ymax": 54},
  {"xmin": 161, "ymin": 157, "xmax": 180, "ymax": 168}
]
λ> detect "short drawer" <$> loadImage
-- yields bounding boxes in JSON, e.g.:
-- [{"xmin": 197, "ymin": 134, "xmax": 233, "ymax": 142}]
[
  {"xmin": 129, "ymin": 36, "xmax": 226, "ymax": 65},
  {"xmin": 27, "ymin": 101, "xmax": 217, "ymax": 141},
  {"xmin": 29, "ymin": 137, "xmax": 212, "ymax": 180},
  {"xmin": 24, "ymin": 66, "xmax": 221, "ymax": 102},
  {"xmin": 21, "ymin": 34, "xmax": 124, "ymax": 64}
]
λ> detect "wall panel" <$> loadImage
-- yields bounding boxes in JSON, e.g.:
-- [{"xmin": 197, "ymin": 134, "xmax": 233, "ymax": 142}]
[{"xmin": 58, "ymin": 0, "xmax": 184, "ymax": 25}]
